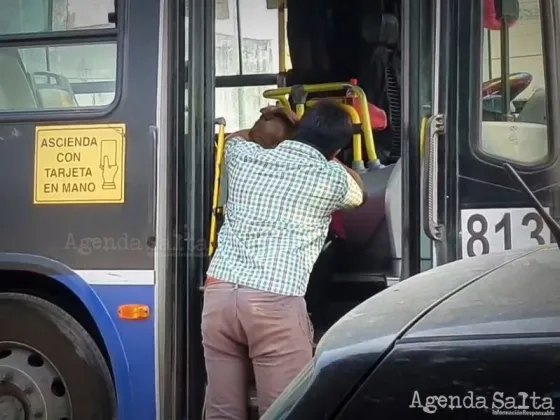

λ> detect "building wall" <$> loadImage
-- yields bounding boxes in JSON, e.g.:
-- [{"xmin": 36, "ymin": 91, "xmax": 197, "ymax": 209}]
[{"xmin": 483, "ymin": 0, "xmax": 545, "ymax": 97}]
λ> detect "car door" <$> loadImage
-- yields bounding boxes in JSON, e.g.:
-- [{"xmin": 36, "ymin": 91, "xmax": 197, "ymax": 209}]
[{"xmin": 337, "ymin": 336, "xmax": 560, "ymax": 419}]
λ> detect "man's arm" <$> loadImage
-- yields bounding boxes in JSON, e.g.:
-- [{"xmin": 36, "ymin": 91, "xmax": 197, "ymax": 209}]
[
  {"xmin": 333, "ymin": 158, "xmax": 365, "ymax": 190},
  {"xmin": 331, "ymin": 159, "xmax": 367, "ymax": 209}
]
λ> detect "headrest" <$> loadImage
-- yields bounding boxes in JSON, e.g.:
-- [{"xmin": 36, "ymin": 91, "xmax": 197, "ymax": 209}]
[
  {"xmin": 350, "ymin": 97, "xmax": 388, "ymax": 131},
  {"xmin": 484, "ymin": 0, "xmax": 519, "ymax": 30},
  {"xmin": 361, "ymin": 14, "xmax": 399, "ymax": 47}
]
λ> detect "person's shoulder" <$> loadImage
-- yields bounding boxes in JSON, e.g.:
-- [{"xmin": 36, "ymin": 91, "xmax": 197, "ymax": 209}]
[
  {"xmin": 277, "ymin": 140, "xmax": 330, "ymax": 162},
  {"xmin": 227, "ymin": 134, "xmax": 252, "ymax": 146},
  {"xmin": 228, "ymin": 134, "xmax": 246, "ymax": 142},
  {"xmin": 226, "ymin": 135, "xmax": 261, "ymax": 155},
  {"xmin": 323, "ymin": 160, "xmax": 347, "ymax": 179},
  {"xmin": 275, "ymin": 139, "xmax": 298, "ymax": 150}
]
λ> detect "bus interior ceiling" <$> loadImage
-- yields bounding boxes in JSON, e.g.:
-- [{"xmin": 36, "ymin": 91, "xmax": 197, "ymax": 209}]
[
  {"xmin": 270, "ymin": 0, "xmax": 403, "ymax": 334},
  {"xmin": 286, "ymin": 0, "xmax": 401, "ymax": 164}
]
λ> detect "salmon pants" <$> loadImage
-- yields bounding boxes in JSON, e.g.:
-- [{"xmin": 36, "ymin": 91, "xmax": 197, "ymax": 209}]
[{"xmin": 202, "ymin": 280, "xmax": 314, "ymax": 419}]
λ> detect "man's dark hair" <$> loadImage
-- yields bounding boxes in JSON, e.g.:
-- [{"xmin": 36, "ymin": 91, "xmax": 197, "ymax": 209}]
[{"xmin": 293, "ymin": 100, "xmax": 354, "ymax": 159}]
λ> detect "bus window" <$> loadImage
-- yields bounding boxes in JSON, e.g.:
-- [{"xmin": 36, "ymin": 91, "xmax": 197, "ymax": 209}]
[
  {"xmin": 479, "ymin": 0, "xmax": 549, "ymax": 167},
  {"xmin": 215, "ymin": 86, "xmax": 276, "ymax": 132},
  {"xmin": 215, "ymin": 0, "xmax": 280, "ymax": 131},
  {"xmin": 0, "ymin": 0, "xmax": 115, "ymax": 34},
  {"xmin": 0, "ymin": 0, "xmax": 117, "ymax": 111},
  {"xmin": 215, "ymin": 0, "xmax": 279, "ymax": 76}
]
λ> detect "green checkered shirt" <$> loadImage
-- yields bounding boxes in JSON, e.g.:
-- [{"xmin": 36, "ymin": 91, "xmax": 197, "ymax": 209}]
[{"xmin": 207, "ymin": 137, "xmax": 364, "ymax": 296}]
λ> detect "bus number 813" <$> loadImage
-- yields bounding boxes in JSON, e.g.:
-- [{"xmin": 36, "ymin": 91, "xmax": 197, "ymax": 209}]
[{"xmin": 460, "ymin": 208, "xmax": 555, "ymax": 258}]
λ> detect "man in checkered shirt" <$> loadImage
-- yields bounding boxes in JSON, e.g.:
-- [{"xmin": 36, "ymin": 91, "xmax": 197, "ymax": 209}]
[{"xmin": 203, "ymin": 100, "xmax": 366, "ymax": 419}]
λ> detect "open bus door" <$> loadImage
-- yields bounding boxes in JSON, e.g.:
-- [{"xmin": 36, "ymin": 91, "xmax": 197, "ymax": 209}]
[
  {"xmin": 443, "ymin": 0, "xmax": 560, "ymax": 262},
  {"xmin": 155, "ymin": 0, "xmax": 560, "ymax": 418},
  {"xmin": 155, "ymin": 0, "xmax": 212, "ymax": 418},
  {"xmin": 418, "ymin": 0, "xmax": 560, "ymax": 268}
]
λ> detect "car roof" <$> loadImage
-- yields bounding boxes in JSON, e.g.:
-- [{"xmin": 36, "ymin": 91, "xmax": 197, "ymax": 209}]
[
  {"xmin": 316, "ymin": 246, "xmax": 555, "ymax": 359},
  {"xmin": 402, "ymin": 245, "xmax": 560, "ymax": 341}
]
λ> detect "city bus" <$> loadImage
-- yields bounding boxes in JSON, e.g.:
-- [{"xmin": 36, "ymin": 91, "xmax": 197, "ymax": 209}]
[{"xmin": 0, "ymin": 0, "xmax": 558, "ymax": 419}]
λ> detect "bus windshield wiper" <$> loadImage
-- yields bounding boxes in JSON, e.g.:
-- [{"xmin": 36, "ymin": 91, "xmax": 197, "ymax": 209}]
[{"xmin": 503, "ymin": 163, "xmax": 560, "ymax": 249}]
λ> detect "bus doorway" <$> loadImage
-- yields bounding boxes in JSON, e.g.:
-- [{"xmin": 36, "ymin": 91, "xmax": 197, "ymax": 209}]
[
  {"xmin": 203, "ymin": 0, "xmax": 559, "ymax": 341},
  {"xmin": 156, "ymin": 0, "xmax": 560, "ymax": 418}
]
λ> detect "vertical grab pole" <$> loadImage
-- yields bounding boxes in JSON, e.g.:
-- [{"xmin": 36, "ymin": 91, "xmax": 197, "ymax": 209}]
[
  {"xmin": 496, "ymin": 0, "xmax": 520, "ymax": 119},
  {"xmin": 499, "ymin": 19, "xmax": 511, "ymax": 118},
  {"xmin": 209, "ymin": 118, "xmax": 226, "ymax": 257},
  {"xmin": 278, "ymin": 0, "xmax": 287, "ymax": 73}
]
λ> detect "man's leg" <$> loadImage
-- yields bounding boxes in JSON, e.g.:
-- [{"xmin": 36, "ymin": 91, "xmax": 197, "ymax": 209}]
[
  {"xmin": 202, "ymin": 282, "xmax": 250, "ymax": 420},
  {"xmin": 238, "ymin": 288, "xmax": 313, "ymax": 416}
]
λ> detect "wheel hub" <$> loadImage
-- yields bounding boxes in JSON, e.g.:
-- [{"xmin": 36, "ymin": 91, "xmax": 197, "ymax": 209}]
[
  {"xmin": 0, "ymin": 395, "xmax": 25, "ymax": 420},
  {"xmin": 0, "ymin": 346, "xmax": 71, "ymax": 420}
]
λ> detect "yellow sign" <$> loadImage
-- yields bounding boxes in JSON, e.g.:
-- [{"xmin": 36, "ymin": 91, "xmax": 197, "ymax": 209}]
[{"xmin": 34, "ymin": 123, "xmax": 126, "ymax": 204}]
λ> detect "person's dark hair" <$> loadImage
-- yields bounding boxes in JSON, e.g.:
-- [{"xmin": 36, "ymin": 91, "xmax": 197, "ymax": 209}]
[{"xmin": 293, "ymin": 99, "xmax": 354, "ymax": 159}]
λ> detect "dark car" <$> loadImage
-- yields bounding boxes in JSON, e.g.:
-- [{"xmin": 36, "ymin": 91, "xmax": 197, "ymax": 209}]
[{"xmin": 261, "ymin": 246, "xmax": 560, "ymax": 419}]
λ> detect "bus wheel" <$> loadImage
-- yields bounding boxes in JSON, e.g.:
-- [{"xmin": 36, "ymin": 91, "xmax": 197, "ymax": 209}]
[{"xmin": 0, "ymin": 292, "xmax": 116, "ymax": 419}]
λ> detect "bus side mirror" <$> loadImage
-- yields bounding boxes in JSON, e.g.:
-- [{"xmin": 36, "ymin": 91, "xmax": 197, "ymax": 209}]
[{"xmin": 484, "ymin": 0, "xmax": 519, "ymax": 30}]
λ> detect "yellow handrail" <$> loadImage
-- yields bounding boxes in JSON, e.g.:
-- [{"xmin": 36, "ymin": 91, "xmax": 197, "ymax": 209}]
[
  {"xmin": 265, "ymin": 94, "xmax": 290, "ymax": 109},
  {"xmin": 263, "ymin": 82, "xmax": 379, "ymax": 165},
  {"xmin": 209, "ymin": 118, "xmax": 226, "ymax": 257},
  {"xmin": 420, "ymin": 116, "xmax": 428, "ymax": 159},
  {"xmin": 278, "ymin": 0, "xmax": 287, "ymax": 73}
]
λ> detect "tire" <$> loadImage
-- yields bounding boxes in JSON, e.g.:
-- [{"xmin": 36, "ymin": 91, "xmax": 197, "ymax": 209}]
[{"xmin": 0, "ymin": 292, "xmax": 116, "ymax": 420}]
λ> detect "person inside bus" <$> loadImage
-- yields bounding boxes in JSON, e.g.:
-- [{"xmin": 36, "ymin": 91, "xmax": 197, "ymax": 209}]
[
  {"xmin": 218, "ymin": 105, "xmax": 346, "ymax": 238},
  {"xmin": 217, "ymin": 105, "xmax": 299, "ymax": 211},
  {"xmin": 248, "ymin": 105, "xmax": 299, "ymax": 148},
  {"xmin": 203, "ymin": 99, "xmax": 366, "ymax": 419}
]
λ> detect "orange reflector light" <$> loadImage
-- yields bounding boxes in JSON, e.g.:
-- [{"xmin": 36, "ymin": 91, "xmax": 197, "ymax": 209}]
[{"xmin": 118, "ymin": 304, "xmax": 150, "ymax": 320}]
